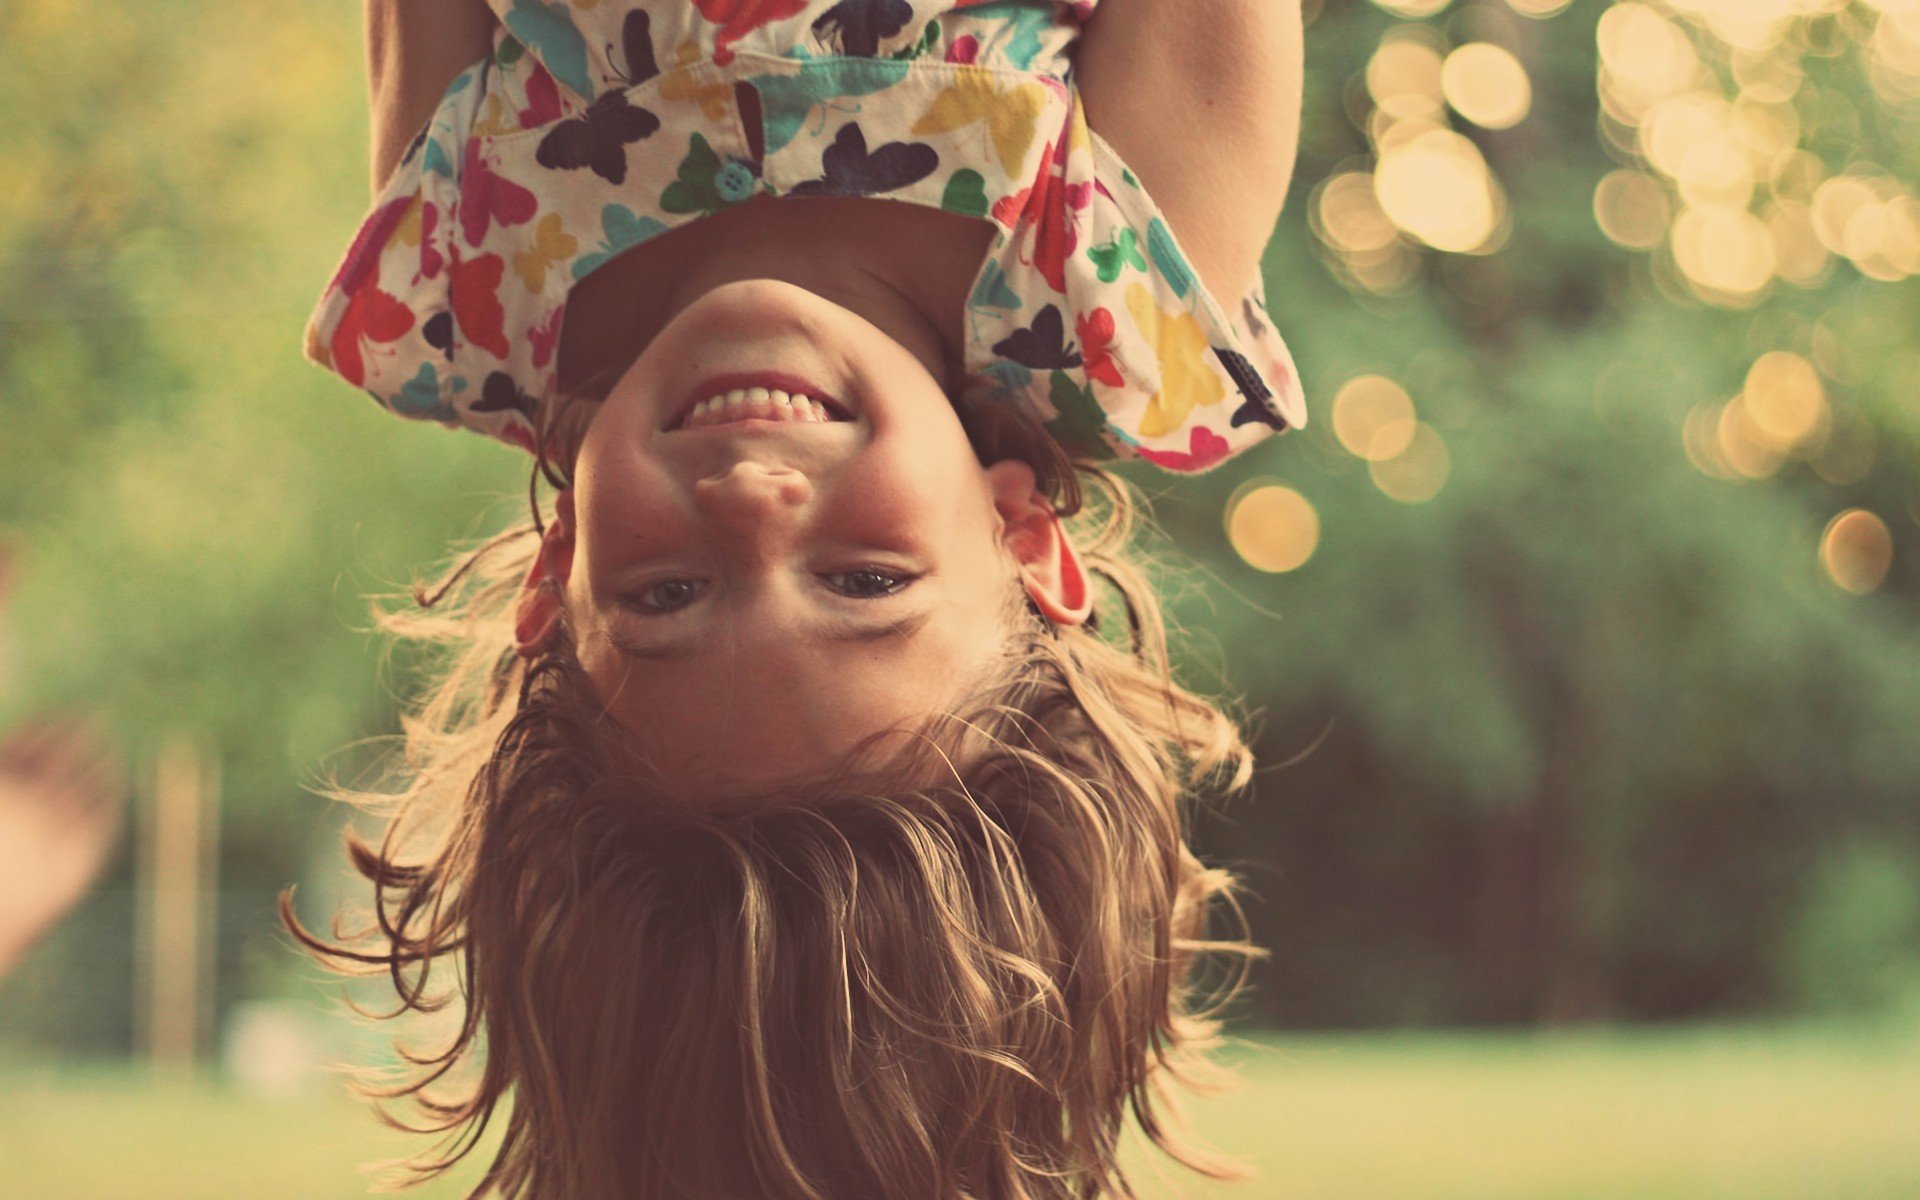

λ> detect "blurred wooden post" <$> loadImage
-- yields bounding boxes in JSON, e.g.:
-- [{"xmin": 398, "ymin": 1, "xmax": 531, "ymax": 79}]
[{"xmin": 139, "ymin": 735, "xmax": 220, "ymax": 1071}]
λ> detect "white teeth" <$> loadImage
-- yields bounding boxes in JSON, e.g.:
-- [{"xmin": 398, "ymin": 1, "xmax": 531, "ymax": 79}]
[{"xmin": 680, "ymin": 386, "xmax": 845, "ymax": 427}]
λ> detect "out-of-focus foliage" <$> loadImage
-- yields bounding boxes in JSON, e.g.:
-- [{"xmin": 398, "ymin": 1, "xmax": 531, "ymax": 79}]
[
  {"xmin": 0, "ymin": 0, "xmax": 1915, "ymax": 1048},
  {"xmin": 1137, "ymin": 0, "xmax": 1920, "ymax": 1025},
  {"xmin": 0, "ymin": 0, "xmax": 524, "ymax": 1049}
]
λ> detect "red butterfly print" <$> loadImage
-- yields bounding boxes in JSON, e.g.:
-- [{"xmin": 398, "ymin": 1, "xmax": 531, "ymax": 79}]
[
  {"xmin": 519, "ymin": 62, "xmax": 563, "ymax": 128},
  {"xmin": 992, "ymin": 133, "xmax": 1077, "ymax": 294},
  {"xmin": 330, "ymin": 274, "xmax": 415, "ymax": 388},
  {"xmin": 528, "ymin": 306, "xmax": 564, "ymax": 370},
  {"xmin": 449, "ymin": 249, "xmax": 511, "ymax": 359},
  {"xmin": 1076, "ymin": 307, "xmax": 1124, "ymax": 388},
  {"xmin": 691, "ymin": 0, "xmax": 811, "ymax": 66},
  {"xmin": 1136, "ymin": 426, "xmax": 1232, "ymax": 472},
  {"xmin": 458, "ymin": 138, "xmax": 539, "ymax": 247},
  {"xmin": 417, "ymin": 201, "xmax": 445, "ymax": 282},
  {"xmin": 325, "ymin": 194, "xmax": 413, "ymax": 299}
]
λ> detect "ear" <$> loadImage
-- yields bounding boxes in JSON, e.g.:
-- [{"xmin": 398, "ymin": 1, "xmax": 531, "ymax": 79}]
[
  {"xmin": 986, "ymin": 461, "xmax": 1092, "ymax": 627},
  {"xmin": 514, "ymin": 490, "xmax": 575, "ymax": 659}
]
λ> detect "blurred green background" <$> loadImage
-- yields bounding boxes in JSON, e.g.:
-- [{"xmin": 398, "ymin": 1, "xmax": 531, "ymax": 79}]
[{"xmin": 2, "ymin": 0, "xmax": 1917, "ymax": 1195}]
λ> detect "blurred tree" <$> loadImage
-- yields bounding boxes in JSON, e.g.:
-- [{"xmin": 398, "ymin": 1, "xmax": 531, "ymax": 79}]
[
  {"xmin": 0, "ymin": 0, "xmax": 1915, "ymax": 1048},
  {"xmin": 1151, "ymin": 0, "xmax": 1920, "ymax": 1025}
]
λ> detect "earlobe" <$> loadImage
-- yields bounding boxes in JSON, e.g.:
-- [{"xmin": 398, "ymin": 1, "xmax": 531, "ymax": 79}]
[
  {"xmin": 988, "ymin": 462, "xmax": 1093, "ymax": 628},
  {"xmin": 514, "ymin": 491, "xmax": 575, "ymax": 659}
]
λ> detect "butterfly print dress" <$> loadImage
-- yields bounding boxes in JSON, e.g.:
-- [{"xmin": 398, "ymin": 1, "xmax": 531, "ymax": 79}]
[{"xmin": 305, "ymin": 0, "xmax": 1308, "ymax": 473}]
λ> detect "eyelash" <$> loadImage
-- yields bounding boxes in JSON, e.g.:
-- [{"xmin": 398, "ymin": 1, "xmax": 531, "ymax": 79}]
[{"xmin": 624, "ymin": 568, "xmax": 917, "ymax": 614}]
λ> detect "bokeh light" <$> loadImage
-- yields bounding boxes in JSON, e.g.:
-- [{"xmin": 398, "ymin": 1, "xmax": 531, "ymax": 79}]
[
  {"xmin": 1595, "ymin": 169, "xmax": 1674, "ymax": 248},
  {"xmin": 1819, "ymin": 508, "xmax": 1894, "ymax": 593},
  {"xmin": 1683, "ymin": 399, "xmax": 1736, "ymax": 479},
  {"xmin": 1442, "ymin": 43, "xmax": 1533, "ymax": 129},
  {"xmin": 1225, "ymin": 483, "xmax": 1321, "ymax": 573},
  {"xmin": 1314, "ymin": 171, "xmax": 1401, "ymax": 255},
  {"xmin": 1505, "ymin": 0, "xmax": 1574, "ymax": 16},
  {"xmin": 1373, "ymin": 0, "xmax": 1453, "ymax": 18},
  {"xmin": 1741, "ymin": 351, "xmax": 1826, "ymax": 449},
  {"xmin": 1368, "ymin": 423, "xmax": 1452, "ymax": 503},
  {"xmin": 1332, "ymin": 375, "xmax": 1419, "ymax": 461},
  {"xmin": 1369, "ymin": 36, "xmax": 1447, "ymax": 120},
  {"xmin": 1671, "ymin": 206, "xmax": 1776, "ymax": 300},
  {"xmin": 1375, "ymin": 128, "xmax": 1506, "ymax": 253}
]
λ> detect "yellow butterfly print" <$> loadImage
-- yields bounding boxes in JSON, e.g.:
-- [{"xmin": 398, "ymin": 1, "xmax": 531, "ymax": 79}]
[
  {"xmin": 514, "ymin": 213, "xmax": 578, "ymax": 293},
  {"xmin": 396, "ymin": 195, "xmax": 425, "ymax": 247},
  {"xmin": 910, "ymin": 68, "xmax": 1047, "ymax": 178},
  {"xmin": 1125, "ymin": 283, "xmax": 1223, "ymax": 438},
  {"xmin": 660, "ymin": 40, "xmax": 733, "ymax": 121},
  {"xmin": 472, "ymin": 93, "xmax": 521, "ymax": 138}
]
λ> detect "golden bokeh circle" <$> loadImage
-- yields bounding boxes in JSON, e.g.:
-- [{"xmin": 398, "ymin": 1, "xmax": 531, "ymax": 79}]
[
  {"xmin": 1332, "ymin": 375, "xmax": 1419, "ymax": 461},
  {"xmin": 1368, "ymin": 423, "xmax": 1452, "ymax": 504},
  {"xmin": 1742, "ymin": 351, "xmax": 1826, "ymax": 446},
  {"xmin": 1594, "ymin": 169, "xmax": 1673, "ymax": 248},
  {"xmin": 1442, "ymin": 43, "xmax": 1533, "ymax": 129},
  {"xmin": 1819, "ymin": 508, "xmax": 1894, "ymax": 593},
  {"xmin": 1375, "ymin": 129, "xmax": 1503, "ymax": 253},
  {"xmin": 1225, "ymin": 484, "xmax": 1321, "ymax": 574}
]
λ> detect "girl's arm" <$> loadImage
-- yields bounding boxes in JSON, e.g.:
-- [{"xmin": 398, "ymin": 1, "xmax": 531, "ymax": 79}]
[
  {"xmin": 1073, "ymin": 0, "xmax": 1305, "ymax": 303},
  {"xmin": 365, "ymin": 0, "xmax": 498, "ymax": 196}
]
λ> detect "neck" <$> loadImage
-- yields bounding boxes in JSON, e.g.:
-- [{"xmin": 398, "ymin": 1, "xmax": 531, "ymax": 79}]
[{"xmin": 660, "ymin": 195, "xmax": 953, "ymax": 387}]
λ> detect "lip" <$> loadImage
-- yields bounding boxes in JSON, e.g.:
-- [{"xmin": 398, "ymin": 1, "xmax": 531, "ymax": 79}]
[{"xmin": 667, "ymin": 371, "xmax": 853, "ymax": 431}]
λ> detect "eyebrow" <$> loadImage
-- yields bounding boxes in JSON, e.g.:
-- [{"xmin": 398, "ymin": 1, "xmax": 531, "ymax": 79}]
[{"xmin": 610, "ymin": 609, "xmax": 934, "ymax": 661}]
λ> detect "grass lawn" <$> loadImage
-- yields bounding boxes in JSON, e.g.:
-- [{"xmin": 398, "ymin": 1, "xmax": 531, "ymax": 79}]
[{"xmin": 1, "ymin": 1018, "xmax": 1915, "ymax": 1199}]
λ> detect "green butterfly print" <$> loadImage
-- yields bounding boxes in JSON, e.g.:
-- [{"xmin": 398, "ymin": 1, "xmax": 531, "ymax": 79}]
[
  {"xmin": 888, "ymin": 21, "xmax": 942, "ymax": 61},
  {"xmin": 661, "ymin": 134, "xmax": 762, "ymax": 217},
  {"xmin": 501, "ymin": 0, "xmax": 593, "ymax": 98},
  {"xmin": 746, "ymin": 59, "xmax": 910, "ymax": 157},
  {"xmin": 942, "ymin": 169, "xmax": 990, "ymax": 218},
  {"xmin": 1088, "ymin": 227, "xmax": 1146, "ymax": 283},
  {"xmin": 573, "ymin": 204, "xmax": 667, "ymax": 279},
  {"xmin": 391, "ymin": 362, "xmax": 465, "ymax": 422},
  {"xmin": 1043, "ymin": 369, "xmax": 1110, "ymax": 458},
  {"xmin": 1146, "ymin": 216, "xmax": 1195, "ymax": 299},
  {"xmin": 969, "ymin": 260, "xmax": 1022, "ymax": 311},
  {"xmin": 953, "ymin": 2, "xmax": 1050, "ymax": 70}
]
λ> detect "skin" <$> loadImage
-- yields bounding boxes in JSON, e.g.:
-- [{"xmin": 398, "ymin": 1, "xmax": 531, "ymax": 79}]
[{"xmin": 523, "ymin": 224, "xmax": 1084, "ymax": 793}]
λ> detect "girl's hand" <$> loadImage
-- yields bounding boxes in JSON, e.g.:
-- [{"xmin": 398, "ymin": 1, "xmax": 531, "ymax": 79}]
[{"xmin": 0, "ymin": 719, "xmax": 125, "ymax": 979}]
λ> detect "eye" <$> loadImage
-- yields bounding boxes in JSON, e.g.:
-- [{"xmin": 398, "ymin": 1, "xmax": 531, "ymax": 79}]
[
  {"xmin": 825, "ymin": 568, "xmax": 916, "ymax": 599},
  {"xmin": 624, "ymin": 578, "xmax": 707, "ymax": 614}
]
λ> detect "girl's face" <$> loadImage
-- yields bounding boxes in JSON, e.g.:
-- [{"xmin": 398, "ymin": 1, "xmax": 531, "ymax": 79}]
[{"xmin": 551, "ymin": 278, "xmax": 1063, "ymax": 791}]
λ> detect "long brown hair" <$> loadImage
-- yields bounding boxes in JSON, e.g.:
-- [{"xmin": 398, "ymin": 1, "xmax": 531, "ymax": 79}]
[{"xmin": 283, "ymin": 405, "xmax": 1267, "ymax": 1199}]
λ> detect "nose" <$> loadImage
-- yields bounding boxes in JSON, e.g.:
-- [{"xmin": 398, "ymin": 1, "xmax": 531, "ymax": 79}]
[{"xmin": 692, "ymin": 463, "xmax": 812, "ymax": 551}]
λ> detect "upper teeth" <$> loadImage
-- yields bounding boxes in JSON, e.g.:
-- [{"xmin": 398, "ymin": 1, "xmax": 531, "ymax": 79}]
[{"xmin": 683, "ymin": 387, "xmax": 837, "ymax": 428}]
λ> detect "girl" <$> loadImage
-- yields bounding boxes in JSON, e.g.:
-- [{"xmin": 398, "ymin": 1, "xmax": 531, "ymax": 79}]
[{"xmin": 287, "ymin": 1, "xmax": 1306, "ymax": 1196}]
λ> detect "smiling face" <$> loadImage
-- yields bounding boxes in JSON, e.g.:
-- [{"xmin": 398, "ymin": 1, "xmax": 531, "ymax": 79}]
[{"xmin": 525, "ymin": 278, "xmax": 1084, "ymax": 793}]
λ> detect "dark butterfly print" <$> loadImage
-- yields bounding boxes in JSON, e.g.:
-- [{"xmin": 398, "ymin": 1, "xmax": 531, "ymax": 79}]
[
  {"xmin": 811, "ymin": 0, "xmax": 915, "ymax": 57},
  {"xmin": 787, "ymin": 122, "xmax": 937, "ymax": 198},
  {"xmin": 400, "ymin": 122, "xmax": 430, "ymax": 170},
  {"xmin": 535, "ymin": 92, "xmax": 661, "ymax": 186},
  {"xmin": 471, "ymin": 371, "xmax": 538, "ymax": 421},
  {"xmin": 992, "ymin": 304, "xmax": 1082, "ymax": 371},
  {"xmin": 1216, "ymin": 347, "xmax": 1289, "ymax": 430},
  {"xmin": 609, "ymin": 10, "xmax": 659, "ymax": 87},
  {"xmin": 423, "ymin": 311, "xmax": 455, "ymax": 360}
]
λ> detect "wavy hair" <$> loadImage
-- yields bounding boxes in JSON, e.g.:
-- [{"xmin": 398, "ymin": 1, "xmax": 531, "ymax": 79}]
[{"xmin": 282, "ymin": 398, "xmax": 1266, "ymax": 1199}]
